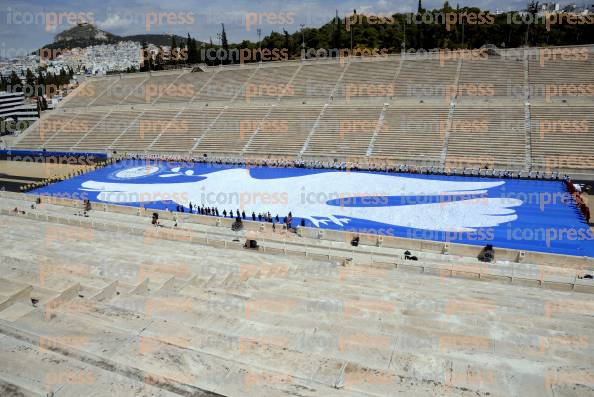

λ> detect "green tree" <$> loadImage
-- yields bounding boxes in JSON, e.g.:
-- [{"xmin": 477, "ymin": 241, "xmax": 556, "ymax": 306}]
[
  {"xmin": 221, "ymin": 24, "xmax": 229, "ymax": 64},
  {"xmin": 59, "ymin": 68, "xmax": 68, "ymax": 85},
  {"xmin": 283, "ymin": 29, "xmax": 292, "ymax": 53},
  {"xmin": 221, "ymin": 24, "xmax": 229, "ymax": 51},
  {"xmin": 65, "ymin": 5, "xmax": 594, "ymax": 71},
  {"xmin": 9, "ymin": 71, "xmax": 21, "ymax": 92},
  {"xmin": 154, "ymin": 46, "xmax": 165, "ymax": 70},
  {"xmin": 525, "ymin": 1, "xmax": 540, "ymax": 45},
  {"xmin": 140, "ymin": 41, "xmax": 153, "ymax": 71},
  {"xmin": 187, "ymin": 34, "xmax": 199, "ymax": 64},
  {"xmin": 332, "ymin": 10, "xmax": 342, "ymax": 51},
  {"xmin": 25, "ymin": 68, "xmax": 36, "ymax": 92},
  {"xmin": 170, "ymin": 35, "xmax": 178, "ymax": 66},
  {"xmin": 37, "ymin": 72, "xmax": 45, "ymax": 96}
]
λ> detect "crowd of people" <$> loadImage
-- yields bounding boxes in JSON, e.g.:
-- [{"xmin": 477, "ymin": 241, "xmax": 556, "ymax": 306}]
[
  {"xmin": 119, "ymin": 153, "xmax": 565, "ymax": 180},
  {"xmin": 565, "ymin": 178, "xmax": 591, "ymax": 223},
  {"xmin": 171, "ymin": 203, "xmax": 305, "ymax": 230}
]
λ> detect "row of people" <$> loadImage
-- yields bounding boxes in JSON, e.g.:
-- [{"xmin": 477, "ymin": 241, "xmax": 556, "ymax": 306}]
[
  {"xmin": 172, "ymin": 203, "xmax": 306, "ymax": 228},
  {"xmin": 118, "ymin": 153, "xmax": 563, "ymax": 180}
]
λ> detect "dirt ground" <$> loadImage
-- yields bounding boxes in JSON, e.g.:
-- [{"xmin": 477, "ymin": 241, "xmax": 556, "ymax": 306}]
[{"xmin": 0, "ymin": 160, "xmax": 92, "ymax": 180}]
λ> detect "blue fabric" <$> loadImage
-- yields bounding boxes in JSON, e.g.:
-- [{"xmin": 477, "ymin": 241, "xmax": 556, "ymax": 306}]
[{"xmin": 30, "ymin": 160, "xmax": 594, "ymax": 257}]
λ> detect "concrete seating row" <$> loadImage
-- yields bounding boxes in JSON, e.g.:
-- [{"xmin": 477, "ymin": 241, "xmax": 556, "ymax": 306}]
[
  {"xmin": 0, "ymin": 199, "xmax": 592, "ymax": 396},
  {"xmin": 446, "ymin": 104, "xmax": 526, "ymax": 168}
]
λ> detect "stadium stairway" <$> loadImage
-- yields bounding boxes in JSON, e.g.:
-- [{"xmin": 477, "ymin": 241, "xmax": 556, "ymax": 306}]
[{"xmin": 0, "ymin": 194, "xmax": 593, "ymax": 396}]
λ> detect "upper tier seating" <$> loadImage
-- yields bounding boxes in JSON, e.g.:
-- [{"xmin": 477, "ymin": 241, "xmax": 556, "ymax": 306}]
[
  {"xmin": 446, "ymin": 104, "xmax": 526, "ymax": 168},
  {"xmin": 458, "ymin": 55, "xmax": 525, "ymax": 100},
  {"xmin": 11, "ymin": 46, "xmax": 594, "ymax": 176},
  {"xmin": 371, "ymin": 104, "xmax": 450, "ymax": 162},
  {"xmin": 395, "ymin": 58, "xmax": 458, "ymax": 99},
  {"xmin": 192, "ymin": 67, "xmax": 256, "ymax": 103},
  {"xmin": 238, "ymin": 64, "xmax": 301, "ymax": 104},
  {"xmin": 528, "ymin": 48, "xmax": 594, "ymax": 99},
  {"xmin": 91, "ymin": 74, "xmax": 150, "ymax": 107},
  {"xmin": 61, "ymin": 77, "xmax": 119, "ymax": 108},
  {"xmin": 290, "ymin": 62, "xmax": 345, "ymax": 98},
  {"xmin": 74, "ymin": 110, "xmax": 143, "ymax": 151},
  {"xmin": 335, "ymin": 58, "xmax": 399, "ymax": 101},
  {"xmin": 304, "ymin": 104, "xmax": 383, "ymax": 157},
  {"xmin": 530, "ymin": 104, "xmax": 594, "ymax": 170},
  {"xmin": 151, "ymin": 107, "xmax": 223, "ymax": 152},
  {"xmin": 246, "ymin": 104, "xmax": 323, "ymax": 156},
  {"xmin": 193, "ymin": 106, "xmax": 270, "ymax": 154}
]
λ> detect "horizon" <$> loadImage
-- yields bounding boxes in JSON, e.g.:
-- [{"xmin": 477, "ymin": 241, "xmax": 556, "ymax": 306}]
[{"xmin": 0, "ymin": 0, "xmax": 563, "ymax": 57}]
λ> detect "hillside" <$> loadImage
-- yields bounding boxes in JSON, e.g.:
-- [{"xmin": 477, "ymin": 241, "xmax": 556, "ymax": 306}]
[
  {"xmin": 42, "ymin": 23, "xmax": 190, "ymax": 51},
  {"xmin": 54, "ymin": 23, "xmax": 119, "ymax": 44}
]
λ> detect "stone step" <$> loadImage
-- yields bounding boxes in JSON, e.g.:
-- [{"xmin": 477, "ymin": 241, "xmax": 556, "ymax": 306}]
[
  {"xmin": 94, "ymin": 291, "xmax": 566, "ymax": 397},
  {"xmin": 0, "ymin": 308, "xmax": 368, "ymax": 397},
  {"xmin": 0, "ymin": 333, "xmax": 180, "ymax": 397}
]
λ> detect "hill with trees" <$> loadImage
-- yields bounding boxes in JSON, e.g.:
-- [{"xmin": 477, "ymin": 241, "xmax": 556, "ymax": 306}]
[
  {"xmin": 41, "ymin": 23, "xmax": 191, "ymax": 54},
  {"xmin": 40, "ymin": 2, "xmax": 594, "ymax": 70}
]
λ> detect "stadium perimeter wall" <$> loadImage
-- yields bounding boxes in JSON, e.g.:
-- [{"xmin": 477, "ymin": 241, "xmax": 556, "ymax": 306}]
[{"xmin": 4, "ymin": 190, "xmax": 591, "ymax": 270}]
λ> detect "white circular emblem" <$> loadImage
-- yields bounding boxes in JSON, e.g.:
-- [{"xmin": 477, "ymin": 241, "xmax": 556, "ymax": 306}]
[{"xmin": 114, "ymin": 166, "xmax": 159, "ymax": 179}]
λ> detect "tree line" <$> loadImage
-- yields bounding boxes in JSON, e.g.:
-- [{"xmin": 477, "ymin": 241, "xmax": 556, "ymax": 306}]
[
  {"xmin": 134, "ymin": 1, "xmax": 594, "ymax": 71},
  {"xmin": 1, "ymin": 67, "xmax": 74, "ymax": 93},
  {"xmin": 0, "ymin": 66, "xmax": 74, "ymax": 111}
]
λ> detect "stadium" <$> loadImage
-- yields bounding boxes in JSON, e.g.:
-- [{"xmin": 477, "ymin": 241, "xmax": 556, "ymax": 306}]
[{"xmin": 0, "ymin": 5, "xmax": 593, "ymax": 397}]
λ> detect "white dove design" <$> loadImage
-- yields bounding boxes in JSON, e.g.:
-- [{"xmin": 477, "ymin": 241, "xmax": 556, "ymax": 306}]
[{"xmin": 80, "ymin": 168, "xmax": 522, "ymax": 232}]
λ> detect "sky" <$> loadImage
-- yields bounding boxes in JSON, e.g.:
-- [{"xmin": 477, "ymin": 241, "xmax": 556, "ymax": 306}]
[{"xmin": 0, "ymin": 0, "xmax": 534, "ymax": 57}]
